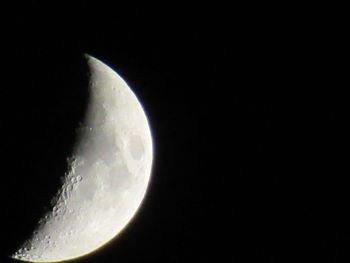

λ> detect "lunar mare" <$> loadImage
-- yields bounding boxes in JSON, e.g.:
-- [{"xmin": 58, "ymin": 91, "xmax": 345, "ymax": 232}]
[{"xmin": 12, "ymin": 55, "xmax": 153, "ymax": 262}]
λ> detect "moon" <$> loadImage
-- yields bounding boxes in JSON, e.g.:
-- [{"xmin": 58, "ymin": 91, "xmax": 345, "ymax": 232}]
[{"xmin": 12, "ymin": 55, "xmax": 153, "ymax": 262}]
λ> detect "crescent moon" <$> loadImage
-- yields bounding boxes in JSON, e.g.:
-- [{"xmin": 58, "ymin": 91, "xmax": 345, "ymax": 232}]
[{"xmin": 12, "ymin": 55, "xmax": 153, "ymax": 262}]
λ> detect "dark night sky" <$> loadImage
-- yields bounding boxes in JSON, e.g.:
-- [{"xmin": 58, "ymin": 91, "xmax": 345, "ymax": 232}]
[{"xmin": 0, "ymin": 3, "xmax": 347, "ymax": 263}]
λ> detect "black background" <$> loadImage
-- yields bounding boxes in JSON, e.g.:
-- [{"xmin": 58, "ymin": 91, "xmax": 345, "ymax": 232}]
[{"xmin": 0, "ymin": 2, "xmax": 347, "ymax": 263}]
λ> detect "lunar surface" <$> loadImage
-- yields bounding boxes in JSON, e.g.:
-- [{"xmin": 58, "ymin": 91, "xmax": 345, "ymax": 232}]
[{"xmin": 12, "ymin": 55, "xmax": 153, "ymax": 262}]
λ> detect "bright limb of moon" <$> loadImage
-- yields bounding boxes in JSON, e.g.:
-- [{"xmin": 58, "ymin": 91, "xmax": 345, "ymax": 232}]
[{"xmin": 11, "ymin": 55, "xmax": 153, "ymax": 262}]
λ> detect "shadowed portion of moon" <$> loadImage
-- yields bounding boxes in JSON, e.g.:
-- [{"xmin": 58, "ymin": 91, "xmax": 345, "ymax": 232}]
[{"xmin": 3, "ymin": 52, "xmax": 90, "ymax": 257}]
